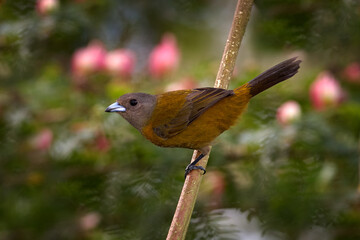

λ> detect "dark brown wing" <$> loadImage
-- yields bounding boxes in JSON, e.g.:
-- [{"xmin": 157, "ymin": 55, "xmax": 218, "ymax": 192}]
[{"xmin": 153, "ymin": 88, "xmax": 234, "ymax": 139}]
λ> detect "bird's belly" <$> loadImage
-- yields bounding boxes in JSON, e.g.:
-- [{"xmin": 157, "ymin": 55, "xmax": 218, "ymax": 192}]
[{"xmin": 143, "ymin": 124, "xmax": 222, "ymax": 150}]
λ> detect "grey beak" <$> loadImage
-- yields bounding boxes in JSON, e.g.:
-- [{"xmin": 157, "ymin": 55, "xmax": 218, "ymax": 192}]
[{"xmin": 105, "ymin": 102, "xmax": 126, "ymax": 112}]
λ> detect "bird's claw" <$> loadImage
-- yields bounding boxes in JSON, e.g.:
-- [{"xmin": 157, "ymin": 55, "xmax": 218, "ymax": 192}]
[{"xmin": 184, "ymin": 165, "xmax": 206, "ymax": 179}]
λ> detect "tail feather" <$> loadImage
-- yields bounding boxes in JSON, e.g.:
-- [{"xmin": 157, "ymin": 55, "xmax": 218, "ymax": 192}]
[{"xmin": 245, "ymin": 57, "xmax": 301, "ymax": 97}]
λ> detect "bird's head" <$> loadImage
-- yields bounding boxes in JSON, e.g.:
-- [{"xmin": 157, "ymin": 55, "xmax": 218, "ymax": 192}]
[{"xmin": 105, "ymin": 93, "xmax": 157, "ymax": 131}]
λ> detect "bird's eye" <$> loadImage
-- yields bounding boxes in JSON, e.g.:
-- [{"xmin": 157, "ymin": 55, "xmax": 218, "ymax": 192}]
[{"xmin": 129, "ymin": 99, "xmax": 138, "ymax": 106}]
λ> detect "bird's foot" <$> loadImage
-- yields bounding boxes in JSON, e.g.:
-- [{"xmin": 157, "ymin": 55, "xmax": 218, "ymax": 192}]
[{"xmin": 184, "ymin": 164, "xmax": 206, "ymax": 179}]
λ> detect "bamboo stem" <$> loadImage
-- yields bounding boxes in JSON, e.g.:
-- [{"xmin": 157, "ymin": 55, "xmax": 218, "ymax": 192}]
[
  {"xmin": 166, "ymin": 0, "xmax": 254, "ymax": 239},
  {"xmin": 215, "ymin": 0, "xmax": 254, "ymax": 89}
]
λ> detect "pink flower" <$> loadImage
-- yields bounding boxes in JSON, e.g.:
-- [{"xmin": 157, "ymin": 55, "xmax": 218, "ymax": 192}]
[
  {"xmin": 199, "ymin": 171, "xmax": 225, "ymax": 209},
  {"xmin": 148, "ymin": 34, "xmax": 180, "ymax": 79},
  {"xmin": 165, "ymin": 77, "xmax": 198, "ymax": 91},
  {"xmin": 310, "ymin": 72, "xmax": 344, "ymax": 110},
  {"xmin": 36, "ymin": 0, "xmax": 59, "ymax": 16},
  {"xmin": 276, "ymin": 101, "xmax": 301, "ymax": 126},
  {"xmin": 105, "ymin": 49, "xmax": 136, "ymax": 78},
  {"xmin": 79, "ymin": 212, "xmax": 101, "ymax": 231},
  {"xmin": 71, "ymin": 41, "xmax": 106, "ymax": 78},
  {"xmin": 343, "ymin": 62, "xmax": 360, "ymax": 83},
  {"xmin": 95, "ymin": 132, "xmax": 110, "ymax": 152},
  {"xmin": 31, "ymin": 128, "xmax": 53, "ymax": 151}
]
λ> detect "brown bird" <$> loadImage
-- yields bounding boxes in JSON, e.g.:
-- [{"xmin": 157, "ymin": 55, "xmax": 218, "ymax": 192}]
[{"xmin": 105, "ymin": 57, "xmax": 301, "ymax": 177}]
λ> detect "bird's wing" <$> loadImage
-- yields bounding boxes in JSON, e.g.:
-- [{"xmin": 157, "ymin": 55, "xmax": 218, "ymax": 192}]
[{"xmin": 153, "ymin": 88, "xmax": 234, "ymax": 139}]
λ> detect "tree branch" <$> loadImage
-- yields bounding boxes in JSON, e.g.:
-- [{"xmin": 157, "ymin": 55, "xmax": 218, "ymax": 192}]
[{"xmin": 166, "ymin": 0, "xmax": 254, "ymax": 239}]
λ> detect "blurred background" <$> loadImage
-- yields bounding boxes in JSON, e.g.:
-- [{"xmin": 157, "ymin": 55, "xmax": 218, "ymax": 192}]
[{"xmin": 1, "ymin": 0, "xmax": 360, "ymax": 239}]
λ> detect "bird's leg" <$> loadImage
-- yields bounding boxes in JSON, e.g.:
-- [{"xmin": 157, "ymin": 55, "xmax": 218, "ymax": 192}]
[{"xmin": 184, "ymin": 153, "xmax": 206, "ymax": 178}]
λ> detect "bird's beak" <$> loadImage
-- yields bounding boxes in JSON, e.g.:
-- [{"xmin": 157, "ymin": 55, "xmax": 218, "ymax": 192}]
[{"xmin": 105, "ymin": 102, "xmax": 126, "ymax": 112}]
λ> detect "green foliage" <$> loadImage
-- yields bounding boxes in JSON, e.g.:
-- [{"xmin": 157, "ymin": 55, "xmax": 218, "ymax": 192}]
[
  {"xmin": 253, "ymin": 0, "xmax": 360, "ymax": 64},
  {"xmin": 1, "ymin": 0, "xmax": 360, "ymax": 239}
]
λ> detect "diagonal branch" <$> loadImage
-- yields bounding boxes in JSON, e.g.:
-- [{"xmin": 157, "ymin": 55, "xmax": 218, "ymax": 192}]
[{"xmin": 166, "ymin": 0, "xmax": 254, "ymax": 239}]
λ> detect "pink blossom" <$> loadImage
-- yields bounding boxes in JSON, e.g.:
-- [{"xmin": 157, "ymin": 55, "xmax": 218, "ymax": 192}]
[
  {"xmin": 199, "ymin": 171, "xmax": 225, "ymax": 209},
  {"xmin": 343, "ymin": 62, "xmax": 360, "ymax": 83},
  {"xmin": 276, "ymin": 101, "xmax": 301, "ymax": 126},
  {"xmin": 95, "ymin": 132, "xmax": 110, "ymax": 152},
  {"xmin": 79, "ymin": 212, "xmax": 101, "ymax": 231},
  {"xmin": 165, "ymin": 77, "xmax": 198, "ymax": 91},
  {"xmin": 31, "ymin": 128, "xmax": 53, "ymax": 151},
  {"xmin": 310, "ymin": 72, "xmax": 344, "ymax": 110},
  {"xmin": 71, "ymin": 41, "xmax": 106, "ymax": 78},
  {"xmin": 105, "ymin": 49, "xmax": 136, "ymax": 78},
  {"xmin": 148, "ymin": 34, "xmax": 180, "ymax": 79},
  {"xmin": 36, "ymin": 0, "xmax": 59, "ymax": 16}
]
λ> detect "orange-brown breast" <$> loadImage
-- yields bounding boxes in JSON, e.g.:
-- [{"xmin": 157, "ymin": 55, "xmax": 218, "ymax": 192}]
[{"xmin": 141, "ymin": 84, "xmax": 251, "ymax": 150}]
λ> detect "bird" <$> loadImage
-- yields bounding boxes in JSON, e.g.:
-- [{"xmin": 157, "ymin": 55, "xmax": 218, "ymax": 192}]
[{"xmin": 105, "ymin": 57, "xmax": 301, "ymax": 178}]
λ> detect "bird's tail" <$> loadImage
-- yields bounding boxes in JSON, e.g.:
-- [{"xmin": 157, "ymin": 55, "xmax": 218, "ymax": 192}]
[{"xmin": 236, "ymin": 57, "xmax": 301, "ymax": 97}]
